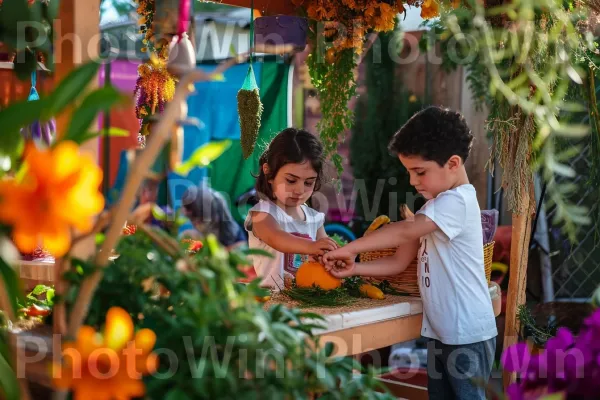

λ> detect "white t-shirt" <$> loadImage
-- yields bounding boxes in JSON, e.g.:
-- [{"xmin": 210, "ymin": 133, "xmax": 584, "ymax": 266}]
[
  {"xmin": 416, "ymin": 184, "xmax": 498, "ymax": 345},
  {"xmin": 244, "ymin": 199, "xmax": 325, "ymax": 289}
]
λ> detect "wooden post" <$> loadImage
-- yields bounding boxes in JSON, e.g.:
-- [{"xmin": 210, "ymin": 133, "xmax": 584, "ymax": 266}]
[
  {"xmin": 53, "ymin": 0, "xmax": 101, "ymax": 337},
  {"xmin": 502, "ymin": 184, "xmax": 535, "ymax": 389}
]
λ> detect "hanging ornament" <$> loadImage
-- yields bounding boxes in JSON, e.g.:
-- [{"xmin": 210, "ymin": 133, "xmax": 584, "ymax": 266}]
[
  {"xmin": 238, "ymin": 1, "xmax": 263, "ymax": 160},
  {"xmin": 238, "ymin": 66, "xmax": 263, "ymax": 160},
  {"xmin": 20, "ymin": 71, "xmax": 55, "ymax": 147},
  {"xmin": 167, "ymin": 32, "xmax": 195, "ymax": 76},
  {"xmin": 166, "ymin": 0, "xmax": 194, "ymax": 76}
]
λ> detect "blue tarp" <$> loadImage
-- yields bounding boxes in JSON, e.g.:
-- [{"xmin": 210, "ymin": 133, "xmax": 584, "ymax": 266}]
[{"xmin": 167, "ymin": 62, "xmax": 263, "ymax": 205}]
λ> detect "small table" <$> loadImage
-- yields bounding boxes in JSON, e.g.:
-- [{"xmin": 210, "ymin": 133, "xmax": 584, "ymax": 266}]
[{"xmin": 263, "ymin": 294, "xmax": 424, "ymax": 357}]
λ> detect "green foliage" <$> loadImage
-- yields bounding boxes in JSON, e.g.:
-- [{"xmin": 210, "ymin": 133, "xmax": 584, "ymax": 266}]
[
  {"xmin": 419, "ymin": 12, "xmax": 491, "ymax": 111},
  {"xmin": 517, "ymin": 304, "xmax": 557, "ymax": 348},
  {"xmin": 438, "ymin": 0, "xmax": 595, "ymax": 241},
  {"xmin": 175, "ymin": 140, "xmax": 233, "ymax": 176},
  {"xmin": 0, "ymin": 332, "xmax": 19, "ymax": 400},
  {"xmin": 307, "ymin": 43, "xmax": 357, "ymax": 178},
  {"xmin": 62, "ymin": 230, "xmax": 394, "ymax": 399},
  {"xmin": 0, "ymin": 258, "xmax": 25, "ymax": 318},
  {"xmin": 350, "ymin": 28, "xmax": 421, "ymax": 222},
  {"xmin": 281, "ymin": 285, "xmax": 355, "ymax": 307},
  {"xmin": 0, "ymin": 0, "xmax": 56, "ymax": 79},
  {"xmin": 0, "ymin": 61, "xmax": 128, "ymax": 174}
]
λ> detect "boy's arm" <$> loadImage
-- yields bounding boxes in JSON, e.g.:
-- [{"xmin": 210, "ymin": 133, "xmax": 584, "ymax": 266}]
[
  {"xmin": 354, "ymin": 238, "xmax": 420, "ymax": 277},
  {"xmin": 343, "ymin": 214, "xmax": 438, "ymax": 255},
  {"xmin": 326, "ymin": 238, "xmax": 419, "ymax": 278}
]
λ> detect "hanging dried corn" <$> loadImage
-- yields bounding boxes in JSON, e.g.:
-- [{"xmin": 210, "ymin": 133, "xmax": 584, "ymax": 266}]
[{"xmin": 238, "ymin": 0, "xmax": 263, "ymax": 159}]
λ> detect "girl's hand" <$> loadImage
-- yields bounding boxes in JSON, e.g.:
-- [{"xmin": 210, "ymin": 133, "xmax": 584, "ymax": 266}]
[{"xmin": 309, "ymin": 237, "xmax": 338, "ymax": 255}]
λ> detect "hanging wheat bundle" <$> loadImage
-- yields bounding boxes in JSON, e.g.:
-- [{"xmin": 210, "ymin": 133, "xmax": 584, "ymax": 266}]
[{"xmin": 237, "ymin": 65, "xmax": 263, "ymax": 159}]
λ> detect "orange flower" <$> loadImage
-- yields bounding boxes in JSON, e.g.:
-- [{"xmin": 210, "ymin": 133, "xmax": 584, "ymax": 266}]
[
  {"xmin": 52, "ymin": 307, "xmax": 158, "ymax": 400},
  {"xmin": 421, "ymin": 0, "xmax": 440, "ymax": 19},
  {"xmin": 0, "ymin": 141, "xmax": 104, "ymax": 256}
]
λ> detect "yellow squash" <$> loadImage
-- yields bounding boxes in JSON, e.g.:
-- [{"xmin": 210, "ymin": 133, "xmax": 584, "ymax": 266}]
[
  {"xmin": 359, "ymin": 284, "xmax": 385, "ymax": 300},
  {"xmin": 365, "ymin": 215, "xmax": 390, "ymax": 234}
]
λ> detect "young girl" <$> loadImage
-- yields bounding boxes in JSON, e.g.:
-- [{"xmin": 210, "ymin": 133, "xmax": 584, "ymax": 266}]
[{"xmin": 244, "ymin": 128, "xmax": 338, "ymax": 289}]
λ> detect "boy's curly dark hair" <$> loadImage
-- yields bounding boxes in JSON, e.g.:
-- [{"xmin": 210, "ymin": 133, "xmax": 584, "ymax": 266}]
[{"xmin": 388, "ymin": 106, "xmax": 473, "ymax": 166}]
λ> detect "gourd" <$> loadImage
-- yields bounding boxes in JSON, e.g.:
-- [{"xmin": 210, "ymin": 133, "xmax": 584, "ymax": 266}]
[
  {"xmin": 295, "ymin": 261, "xmax": 342, "ymax": 290},
  {"xmin": 359, "ymin": 284, "xmax": 385, "ymax": 300},
  {"xmin": 365, "ymin": 215, "xmax": 390, "ymax": 233}
]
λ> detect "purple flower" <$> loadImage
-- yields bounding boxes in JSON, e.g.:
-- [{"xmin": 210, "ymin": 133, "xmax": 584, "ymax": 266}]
[
  {"xmin": 502, "ymin": 343, "xmax": 532, "ymax": 374},
  {"xmin": 506, "ymin": 383, "xmax": 524, "ymax": 400}
]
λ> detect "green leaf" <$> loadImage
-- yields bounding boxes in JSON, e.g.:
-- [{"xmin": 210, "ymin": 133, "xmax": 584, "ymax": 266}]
[
  {"xmin": 45, "ymin": 61, "xmax": 101, "ymax": 119},
  {"xmin": 0, "ymin": 257, "xmax": 25, "ymax": 318},
  {"xmin": 70, "ymin": 127, "xmax": 130, "ymax": 145},
  {"xmin": 0, "ymin": 99, "xmax": 45, "ymax": 137},
  {"xmin": 174, "ymin": 140, "xmax": 232, "ymax": 176},
  {"xmin": 548, "ymin": 160, "xmax": 576, "ymax": 178},
  {"xmin": 552, "ymin": 124, "xmax": 589, "ymax": 138},
  {"xmin": 0, "ymin": 349, "xmax": 19, "ymax": 400},
  {"xmin": 95, "ymin": 233, "xmax": 106, "ymax": 245},
  {"xmin": 165, "ymin": 388, "xmax": 192, "ymax": 400},
  {"xmin": 151, "ymin": 205, "xmax": 167, "ymax": 221},
  {"xmin": 323, "ymin": 341, "xmax": 335, "ymax": 357},
  {"xmin": 63, "ymin": 86, "xmax": 127, "ymax": 142},
  {"xmin": 241, "ymin": 248, "xmax": 274, "ymax": 258}
]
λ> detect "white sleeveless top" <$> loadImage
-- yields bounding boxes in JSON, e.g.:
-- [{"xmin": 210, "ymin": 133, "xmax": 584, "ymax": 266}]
[{"xmin": 244, "ymin": 199, "xmax": 325, "ymax": 289}]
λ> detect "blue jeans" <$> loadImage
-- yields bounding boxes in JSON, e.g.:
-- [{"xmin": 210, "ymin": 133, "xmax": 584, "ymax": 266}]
[{"xmin": 427, "ymin": 337, "xmax": 496, "ymax": 400}]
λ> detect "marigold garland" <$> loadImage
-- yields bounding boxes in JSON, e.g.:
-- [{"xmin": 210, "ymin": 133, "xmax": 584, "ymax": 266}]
[
  {"xmin": 133, "ymin": 57, "xmax": 177, "ymax": 142},
  {"xmin": 135, "ymin": 0, "xmax": 168, "ymax": 59}
]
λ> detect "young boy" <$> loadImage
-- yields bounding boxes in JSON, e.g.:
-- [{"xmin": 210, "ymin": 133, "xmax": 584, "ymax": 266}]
[{"xmin": 323, "ymin": 106, "xmax": 497, "ymax": 400}]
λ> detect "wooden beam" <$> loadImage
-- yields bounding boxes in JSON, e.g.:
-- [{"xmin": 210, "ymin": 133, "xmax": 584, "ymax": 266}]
[
  {"xmin": 502, "ymin": 184, "xmax": 535, "ymax": 389},
  {"xmin": 219, "ymin": 0, "xmax": 298, "ymax": 15},
  {"xmin": 53, "ymin": 0, "xmax": 101, "ymax": 337}
]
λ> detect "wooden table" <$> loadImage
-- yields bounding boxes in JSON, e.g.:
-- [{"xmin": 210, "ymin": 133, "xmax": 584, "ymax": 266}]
[
  {"xmin": 19, "ymin": 260, "xmax": 55, "ymax": 291},
  {"xmin": 312, "ymin": 298, "xmax": 423, "ymax": 357}
]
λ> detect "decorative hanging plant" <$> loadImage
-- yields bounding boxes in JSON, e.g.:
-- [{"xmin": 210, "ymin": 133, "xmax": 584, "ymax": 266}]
[
  {"xmin": 136, "ymin": 0, "xmax": 169, "ymax": 59},
  {"xmin": 133, "ymin": 56, "xmax": 177, "ymax": 146},
  {"xmin": 292, "ymin": 0, "xmax": 459, "ymax": 175},
  {"xmin": 238, "ymin": 64, "xmax": 264, "ymax": 159}
]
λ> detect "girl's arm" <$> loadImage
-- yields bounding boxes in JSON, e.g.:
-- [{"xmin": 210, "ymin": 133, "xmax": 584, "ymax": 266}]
[
  {"xmin": 316, "ymin": 225, "xmax": 328, "ymax": 240},
  {"xmin": 251, "ymin": 212, "xmax": 335, "ymax": 255}
]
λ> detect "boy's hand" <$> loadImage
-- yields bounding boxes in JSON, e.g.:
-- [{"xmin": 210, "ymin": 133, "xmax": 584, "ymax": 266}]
[
  {"xmin": 324, "ymin": 258, "xmax": 356, "ymax": 278},
  {"xmin": 322, "ymin": 247, "xmax": 357, "ymax": 273},
  {"xmin": 309, "ymin": 237, "xmax": 338, "ymax": 255}
]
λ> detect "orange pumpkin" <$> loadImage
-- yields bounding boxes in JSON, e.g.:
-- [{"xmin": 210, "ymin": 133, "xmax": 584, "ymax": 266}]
[{"xmin": 295, "ymin": 261, "xmax": 342, "ymax": 290}]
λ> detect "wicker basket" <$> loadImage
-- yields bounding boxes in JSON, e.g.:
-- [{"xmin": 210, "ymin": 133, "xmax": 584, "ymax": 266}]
[
  {"xmin": 358, "ymin": 219, "xmax": 496, "ymax": 297},
  {"xmin": 483, "ymin": 241, "xmax": 495, "ymax": 284}
]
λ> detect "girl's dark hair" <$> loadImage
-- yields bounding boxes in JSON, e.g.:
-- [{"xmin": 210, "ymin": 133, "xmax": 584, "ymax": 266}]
[
  {"xmin": 181, "ymin": 185, "xmax": 242, "ymax": 246},
  {"xmin": 256, "ymin": 128, "xmax": 325, "ymax": 200}
]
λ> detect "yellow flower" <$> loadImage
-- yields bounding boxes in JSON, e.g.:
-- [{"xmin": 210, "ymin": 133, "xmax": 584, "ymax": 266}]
[
  {"xmin": 52, "ymin": 307, "xmax": 158, "ymax": 400},
  {"xmin": 0, "ymin": 141, "xmax": 104, "ymax": 256}
]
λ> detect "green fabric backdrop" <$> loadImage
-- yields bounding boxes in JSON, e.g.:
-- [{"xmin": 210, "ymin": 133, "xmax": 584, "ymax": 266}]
[{"xmin": 208, "ymin": 62, "xmax": 290, "ymax": 225}]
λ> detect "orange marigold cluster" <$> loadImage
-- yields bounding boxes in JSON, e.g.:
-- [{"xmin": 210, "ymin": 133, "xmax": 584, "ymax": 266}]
[
  {"xmin": 293, "ymin": 0, "xmax": 463, "ymax": 52},
  {"xmin": 293, "ymin": 0, "xmax": 405, "ymax": 53}
]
